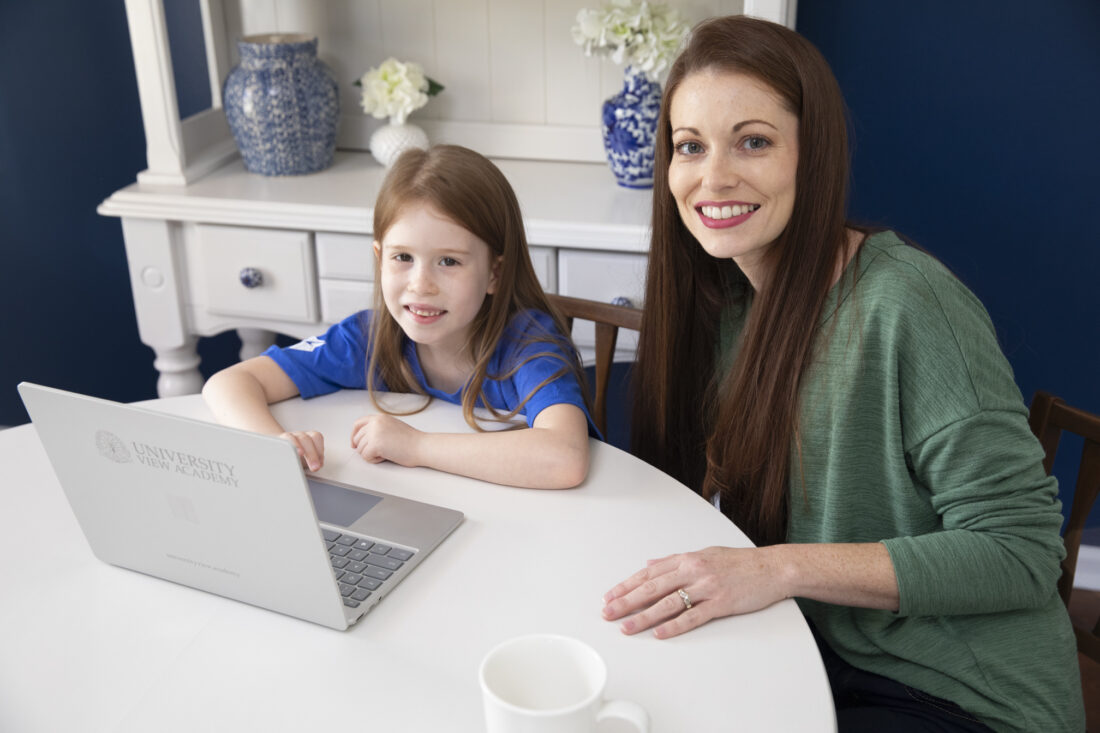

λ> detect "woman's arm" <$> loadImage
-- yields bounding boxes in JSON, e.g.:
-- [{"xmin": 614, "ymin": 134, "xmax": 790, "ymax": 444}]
[
  {"xmin": 202, "ymin": 356, "xmax": 325, "ymax": 471},
  {"xmin": 349, "ymin": 403, "xmax": 590, "ymax": 489},
  {"xmin": 601, "ymin": 542, "xmax": 899, "ymax": 639}
]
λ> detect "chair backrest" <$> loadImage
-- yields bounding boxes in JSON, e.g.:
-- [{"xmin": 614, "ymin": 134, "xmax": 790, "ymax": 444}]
[
  {"xmin": 1028, "ymin": 390, "xmax": 1100, "ymax": 662},
  {"xmin": 546, "ymin": 294, "xmax": 642, "ymax": 437}
]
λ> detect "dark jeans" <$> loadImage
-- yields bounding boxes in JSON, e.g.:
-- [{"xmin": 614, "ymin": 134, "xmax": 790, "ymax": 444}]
[{"xmin": 812, "ymin": 627, "xmax": 995, "ymax": 733}]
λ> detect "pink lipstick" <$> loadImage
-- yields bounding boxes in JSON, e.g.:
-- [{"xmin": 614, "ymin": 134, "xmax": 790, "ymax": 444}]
[{"xmin": 695, "ymin": 202, "xmax": 760, "ymax": 229}]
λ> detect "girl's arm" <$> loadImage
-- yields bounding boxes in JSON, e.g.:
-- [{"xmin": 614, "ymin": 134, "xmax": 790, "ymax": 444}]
[
  {"xmin": 350, "ymin": 403, "xmax": 590, "ymax": 489},
  {"xmin": 202, "ymin": 356, "xmax": 325, "ymax": 471},
  {"xmin": 600, "ymin": 542, "xmax": 899, "ymax": 639}
]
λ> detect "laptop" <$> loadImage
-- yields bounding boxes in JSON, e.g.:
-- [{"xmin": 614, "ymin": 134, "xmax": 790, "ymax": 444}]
[{"xmin": 17, "ymin": 382, "xmax": 464, "ymax": 631}]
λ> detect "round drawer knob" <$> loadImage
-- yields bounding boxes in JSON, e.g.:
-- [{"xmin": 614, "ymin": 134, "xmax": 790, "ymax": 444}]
[
  {"xmin": 610, "ymin": 296, "xmax": 634, "ymax": 308},
  {"xmin": 239, "ymin": 267, "xmax": 264, "ymax": 289},
  {"xmin": 140, "ymin": 266, "xmax": 164, "ymax": 289}
]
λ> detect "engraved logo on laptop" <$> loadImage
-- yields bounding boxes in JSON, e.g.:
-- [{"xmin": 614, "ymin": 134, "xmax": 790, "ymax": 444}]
[
  {"xmin": 93, "ymin": 429, "xmax": 239, "ymax": 487},
  {"xmin": 95, "ymin": 430, "xmax": 132, "ymax": 463},
  {"xmin": 130, "ymin": 440, "xmax": 240, "ymax": 487}
]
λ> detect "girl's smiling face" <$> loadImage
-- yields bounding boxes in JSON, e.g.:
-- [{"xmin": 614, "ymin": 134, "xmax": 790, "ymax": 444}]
[
  {"xmin": 667, "ymin": 69, "xmax": 799, "ymax": 288},
  {"xmin": 373, "ymin": 202, "xmax": 500, "ymax": 363}
]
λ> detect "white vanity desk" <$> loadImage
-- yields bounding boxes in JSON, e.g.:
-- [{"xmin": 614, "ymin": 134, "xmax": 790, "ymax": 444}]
[
  {"xmin": 98, "ymin": 152, "xmax": 652, "ymax": 397},
  {"xmin": 100, "ymin": 0, "xmax": 801, "ymax": 397}
]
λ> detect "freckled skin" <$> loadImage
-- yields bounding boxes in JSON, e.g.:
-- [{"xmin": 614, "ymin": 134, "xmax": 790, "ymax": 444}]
[{"xmin": 667, "ymin": 69, "xmax": 799, "ymax": 289}]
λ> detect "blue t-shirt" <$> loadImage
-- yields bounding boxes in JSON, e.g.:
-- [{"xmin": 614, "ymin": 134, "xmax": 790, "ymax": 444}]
[{"xmin": 263, "ymin": 309, "xmax": 599, "ymax": 436}]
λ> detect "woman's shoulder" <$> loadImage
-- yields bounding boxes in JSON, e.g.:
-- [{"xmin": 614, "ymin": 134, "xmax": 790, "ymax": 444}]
[
  {"xmin": 848, "ymin": 231, "xmax": 1005, "ymax": 385},
  {"xmin": 856, "ymin": 231, "xmax": 987, "ymax": 321},
  {"xmin": 849, "ymin": 233, "xmax": 1026, "ymax": 436}
]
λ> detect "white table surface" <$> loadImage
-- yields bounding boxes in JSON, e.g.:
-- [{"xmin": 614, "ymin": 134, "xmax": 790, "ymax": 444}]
[{"xmin": 0, "ymin": 391, "xmax": 836, "ymax": 732}]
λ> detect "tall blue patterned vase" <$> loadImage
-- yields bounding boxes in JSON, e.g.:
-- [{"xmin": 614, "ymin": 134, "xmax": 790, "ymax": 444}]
[
  {"xmin": 223, "ymin": 34, "xmax": 340, "ymax": 176},
  {"xmin": 601, "ymin": 65, "xmax": 662, "ymax": 189}
]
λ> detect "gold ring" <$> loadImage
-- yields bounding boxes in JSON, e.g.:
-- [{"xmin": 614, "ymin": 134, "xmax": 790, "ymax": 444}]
[{"xmin": 677, "ymin": 588, "xmax": 692, "ymax": 610}]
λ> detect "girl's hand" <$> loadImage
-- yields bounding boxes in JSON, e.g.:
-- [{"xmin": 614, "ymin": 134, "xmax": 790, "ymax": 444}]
[
  {"xmin": 350, "ymin": 414, "xmax": 422, "ymax": 466},
  {"xmin": 600, "ymin": 546, "xmax": 789, "ymax": 639},
  {"xmin": 279, "ymin": 430, "xmax": 325, "ymax": 472}
]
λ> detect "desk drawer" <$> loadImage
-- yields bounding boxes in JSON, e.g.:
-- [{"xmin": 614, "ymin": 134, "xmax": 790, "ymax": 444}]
[
  {"xmin": 194, "ymin": 224, "xmax": 318, "ymax": 322},
  {"xmin": 320, "ymin": 279, "xmax": 375, "ymax": 324},
  {"xmin": 528, "ymin": 245, "xmax": 556, "ymax": 292},
  {"xmin": 316, "ymin": 232, "xmax": 375, "ymax": 281}
]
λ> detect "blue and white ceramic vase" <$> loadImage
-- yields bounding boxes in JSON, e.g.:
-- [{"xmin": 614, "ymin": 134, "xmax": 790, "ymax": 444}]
[
  {"xmin": 223, "ymin": 34, "xmax": 340, "ymax": 176},
  {"xmin": 601, "ymin": 65, "xmax": 662, "ymax": 189}
]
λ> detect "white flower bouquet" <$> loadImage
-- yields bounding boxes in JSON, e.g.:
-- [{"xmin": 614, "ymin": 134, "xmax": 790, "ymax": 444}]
[
  {"xmin": 355, "ymin": 58, "xmax": 443, "ymax": 126},
  {"xmin": 572, "ymin": 0, "xmax": 689, "ymax": 80}
]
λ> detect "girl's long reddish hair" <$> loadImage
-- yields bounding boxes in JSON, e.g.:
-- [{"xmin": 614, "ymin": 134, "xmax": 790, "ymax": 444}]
[
  {"xmin": 632, "ymin": 16, "xmax": 852, "ymax": 546},
  {"xmin": 369, "ymin": 145, "xmax": 588, "ymax": 429}
]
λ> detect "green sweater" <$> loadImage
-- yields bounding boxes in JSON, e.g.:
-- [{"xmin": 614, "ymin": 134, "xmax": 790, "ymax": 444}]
[{"xmin": 721, "ymin": 232, "xmax": 1083, "ymax": 732}]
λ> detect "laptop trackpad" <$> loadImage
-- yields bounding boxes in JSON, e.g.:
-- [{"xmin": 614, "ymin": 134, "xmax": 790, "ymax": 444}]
[{"xmin": 308, "ymin": 479, "xmax": 382, "ymax": 528}]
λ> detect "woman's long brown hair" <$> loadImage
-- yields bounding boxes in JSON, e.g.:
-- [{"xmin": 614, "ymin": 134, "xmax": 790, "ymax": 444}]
[
  {"xmin": 632, "ymin": 17, "xmax": 852, "ymax": 546},
  {"xmin": 368, "ymin": 145, "xmax": 588, "ymax": 430}
]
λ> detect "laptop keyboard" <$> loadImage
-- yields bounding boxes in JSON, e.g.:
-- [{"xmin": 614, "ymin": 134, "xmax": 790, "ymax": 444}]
[{"xmin": 322, "ymin": 529, "xmax": 416, "ymax": 609}]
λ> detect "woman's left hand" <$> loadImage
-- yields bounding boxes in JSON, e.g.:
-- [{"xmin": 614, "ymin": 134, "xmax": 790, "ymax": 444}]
[
  {"xmin": 350, "ymin": 414, "xmax": 422, "ymax": 466},
  {"xmin": 601, "ymin": 546, "xmax": 789, "ymax": 639}
]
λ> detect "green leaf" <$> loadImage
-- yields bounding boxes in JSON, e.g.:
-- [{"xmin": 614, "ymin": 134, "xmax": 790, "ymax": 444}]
[
  {"xmin": 353, "ymin": 78, "xmax": 361, "ymax": 86},
  {"xmin": 426, "ymin": 77, "xmax": 445, "ymax": 96}
]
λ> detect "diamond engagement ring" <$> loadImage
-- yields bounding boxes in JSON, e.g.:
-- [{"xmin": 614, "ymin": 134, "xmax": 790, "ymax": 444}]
[{"xmin": 677, "ymin": 588, "xmax": 692, "ymax": 610}]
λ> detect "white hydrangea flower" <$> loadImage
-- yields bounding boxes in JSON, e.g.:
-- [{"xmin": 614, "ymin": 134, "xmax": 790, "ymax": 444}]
[
  {"xmin": 358, "ymin": 57, "xmax": 431, "ymax": 125},
  {"xmin": 572, "ymin": 0, "xmax": 689, "ymax": 80}
]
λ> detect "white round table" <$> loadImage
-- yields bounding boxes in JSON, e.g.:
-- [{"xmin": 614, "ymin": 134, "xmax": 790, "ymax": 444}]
[{"xmin": 0, "ymin": 391, "xmax": 835, "ymax": 732}]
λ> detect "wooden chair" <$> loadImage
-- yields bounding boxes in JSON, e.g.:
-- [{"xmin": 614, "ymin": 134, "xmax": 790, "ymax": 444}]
[
  {"xmin": 546, "ymin": 294, "xmax": 642, "ymax": 437},
  {"xmin": 1028, "ymin": 390, "xmax": 1100, "ymax": 663}
]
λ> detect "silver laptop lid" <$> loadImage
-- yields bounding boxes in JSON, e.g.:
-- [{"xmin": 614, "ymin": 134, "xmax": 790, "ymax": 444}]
[{"xmin": 17, "ymin": 383, "xmax": 462, "ymax": 631}]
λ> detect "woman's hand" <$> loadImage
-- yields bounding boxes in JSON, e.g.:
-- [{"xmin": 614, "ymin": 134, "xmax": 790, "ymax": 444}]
[
  {"xmin": 350, "ymin": 414, "xmax": 422, "ymax": 466},
  {"xmin": 602, "ymin": 543, "xmax": 900, "ymax": 639},
  {"xmin": 279, "ymin": 430, "xmax": 325, "ymax": 472},
  {"xmin": 601, "ymin": 546, "xmax": 790, "ymax": 639}
]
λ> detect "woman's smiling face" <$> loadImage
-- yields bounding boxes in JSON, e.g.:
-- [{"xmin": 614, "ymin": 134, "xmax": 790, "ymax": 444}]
[{"xmin": 667, "ymin": 68, "xmax": 799, "ymax": 286}]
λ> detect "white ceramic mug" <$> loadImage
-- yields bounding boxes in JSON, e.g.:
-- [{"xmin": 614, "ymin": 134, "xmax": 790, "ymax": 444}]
[{"xmin": 479, "ymin": 634, "xmax": 650, "ymax": 733}]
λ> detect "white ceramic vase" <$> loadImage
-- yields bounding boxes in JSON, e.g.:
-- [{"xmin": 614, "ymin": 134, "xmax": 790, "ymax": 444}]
[{"xmin": 369, "ymin": 122, "xmax": 429, "ymax": 167}]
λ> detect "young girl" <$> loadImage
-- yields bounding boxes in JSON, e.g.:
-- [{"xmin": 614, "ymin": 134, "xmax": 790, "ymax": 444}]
[{"xmin": 202, "ymin": 145, "xmax": 595, "ymax": 489}]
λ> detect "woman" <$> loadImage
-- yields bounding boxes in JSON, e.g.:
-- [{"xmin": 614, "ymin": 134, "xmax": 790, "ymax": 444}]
[{"xmin": 600, "ymin": 16, "xmax": 1084, "ymax": 733}]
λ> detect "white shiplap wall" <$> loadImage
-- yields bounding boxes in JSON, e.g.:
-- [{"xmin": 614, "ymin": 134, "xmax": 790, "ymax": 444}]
[{"xmin": 225, "ymin": 0, "xmax": 745, "ymax": 161}]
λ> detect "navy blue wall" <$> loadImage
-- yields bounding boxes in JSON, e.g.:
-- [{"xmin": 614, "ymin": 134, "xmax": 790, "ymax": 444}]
[
  {"xmin": 0, "ymin": 2, "xmax": 240, "ymax": 427},
  {"xmin": 797, "ymin": 0, "xmax": 1100, "ymax": 528},
  {"xmin": 2, "ymin": 2, "xmax": 1096, "ymax": 526},
  {"xmin": 1, "ymin": 3, "xmax": 156, "ymax": 416}
]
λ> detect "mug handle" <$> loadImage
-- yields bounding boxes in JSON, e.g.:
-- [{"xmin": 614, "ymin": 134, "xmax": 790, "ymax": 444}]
[{"xmin": 597, "ymin": 699, "xmax": 650, "ymax": 732}]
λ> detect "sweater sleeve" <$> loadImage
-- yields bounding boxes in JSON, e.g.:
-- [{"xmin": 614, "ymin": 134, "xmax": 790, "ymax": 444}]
[
  {"xmin": 884, "ymin": 410, "xmax": 1065, "ymax": 616},
  {"xmin": 878, "ymin": 263, "xmax": 1065, "ymax": 617}
]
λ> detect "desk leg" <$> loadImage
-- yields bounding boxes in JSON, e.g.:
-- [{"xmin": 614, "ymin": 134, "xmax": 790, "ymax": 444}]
[
  {"xmin": 238, "ymin": 328, "xmax": 276, "ymax": 361},
  {"xmin": 120, "ymin": 217, "xmax": 203, "ymax": 397},
  {"xmin": 153, "ymin": 339, "xmax": 203, "ymax": 396}
]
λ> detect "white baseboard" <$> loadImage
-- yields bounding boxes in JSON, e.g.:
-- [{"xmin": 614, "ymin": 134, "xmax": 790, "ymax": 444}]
[{"xmin": 1075, "ymin": 544, "xmax": 1100, "ymax": 591}]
